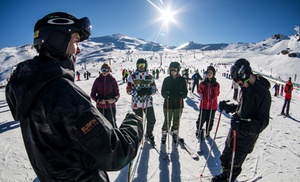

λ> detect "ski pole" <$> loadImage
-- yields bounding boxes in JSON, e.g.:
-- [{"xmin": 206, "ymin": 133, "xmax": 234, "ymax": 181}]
[
  {"xmin": 166, "ymin": 95, "xmax": 170, "ymax": 152},
  {"xmin": 128, "ymin": 96, "xmax": 147, "ymax": 182},
  {"xmin": 142, "ymin": 96, "xmax": 149, "ymax": 146},
  {"xmin": 200, "ymin": 111, "xmax": 222, "ymax": 178},
  {"xmin": 175, "ymin": 97, "xmax": 183, "ymax": 149},
  {"xmin": 109, "ymin": 104, "xmax": 117, "ymax": 128},
  {"xmin": 206, "ymin": 98, "xmax": 214, "ymax": 136},
  {"xmin": 229, "ymin": 130, "xmax": 237, "ymax": 182}
]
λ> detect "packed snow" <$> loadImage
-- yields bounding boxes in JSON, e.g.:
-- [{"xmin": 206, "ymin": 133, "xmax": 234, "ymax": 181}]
[{"xmin": 0, "ymin": 34, "xmax": 299, "ymax": 182}]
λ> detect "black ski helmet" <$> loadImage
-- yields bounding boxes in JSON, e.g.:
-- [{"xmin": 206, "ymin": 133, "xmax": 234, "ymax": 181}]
[
  {"xmin": 169, "ymin": 62, "xmax": 181, "ymax": 70},
  {"xmin": 136, "ymin": 58, "xmax": 148, "ymax": 70},
  {"xmin": 33, "ymin": 12, "xmax": 91, "ymax": 58},
  {"xmin": 230, "ymin": 58, "xmax": 252, "ymax": 82}
]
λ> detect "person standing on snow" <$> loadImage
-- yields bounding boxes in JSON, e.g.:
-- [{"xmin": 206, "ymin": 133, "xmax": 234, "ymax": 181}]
[
  {"xmin": 161, "ymin": 62, "xmax": 188, "ymax": 144},
  {"xmin": 191, "ymin": 69, "xmax": 203, "ymax": 93},
  {"xmin": 5, "ymin": 12, "xmax": 143, "ymax": 182},
  {"xmin": 91, "ymin": 63, "xmax": 120, "ymax": 127},
  {"xmin": 195, "ymin": 66, "xmax": 220, "ymax": 139},
  {"xmin": 126, "ymin": 58, "xmax": 157, "ymax": 144},
  {"xmin": 281, "ymin": 77, "xmax": 293, "ymax": 117},
  {"xmin": 215, "ymin": 58, "xmax": 271, "ymax": 182}
]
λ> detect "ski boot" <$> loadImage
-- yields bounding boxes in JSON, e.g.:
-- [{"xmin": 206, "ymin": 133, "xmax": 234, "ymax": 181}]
[
  {"xmin": 205, "ymin": 131, "xmax": 210, "ymax": 138},
  {"xmin": 211, "ymin": 167, "xmax": 231, "ymax": 182},
  {"xmin": 211, "ymin": 173, "xmax": 228, "ymax": 182},
  {"xmin": 172, "ymin": 130, "xmax": 178, "ymax": 143},
  {"xmin": 200, "ymin": 130, "xmax": 204, "ymax": 140},
  {"xmin": 146, "ymin": 133, "xmax": 155, "ymax": 145},
  {"xmin": 161, "ymin": 131, "xmax": 167, "ymax": 144}
]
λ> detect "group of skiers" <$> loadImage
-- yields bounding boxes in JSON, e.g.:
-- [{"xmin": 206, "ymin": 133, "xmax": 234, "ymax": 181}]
[{"xmin": 4, "ymin": 11, "xmax": 295, "ymax": 182}]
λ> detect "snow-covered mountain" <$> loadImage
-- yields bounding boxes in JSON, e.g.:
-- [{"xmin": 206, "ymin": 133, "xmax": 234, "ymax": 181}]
[{"xmin": 0, "ymin": 33, "xmax": 299, "ymax": 87}]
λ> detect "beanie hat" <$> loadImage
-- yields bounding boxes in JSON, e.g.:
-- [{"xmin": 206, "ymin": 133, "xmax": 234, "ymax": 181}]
[{"xmin": 207, "ymin": 66, "xmax": 216, "ymax": 76}]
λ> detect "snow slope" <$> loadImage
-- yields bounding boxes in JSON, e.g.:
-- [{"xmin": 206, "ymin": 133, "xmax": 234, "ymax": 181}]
[{"xmin": 0, "ymin": 35, "xmax": 300, "ymax": 182}]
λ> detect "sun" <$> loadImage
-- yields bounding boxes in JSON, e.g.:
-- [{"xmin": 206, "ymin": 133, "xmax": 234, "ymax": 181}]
[{"xmin": 160, "ymin": 8, "xmax": 176, "ymax": 25}]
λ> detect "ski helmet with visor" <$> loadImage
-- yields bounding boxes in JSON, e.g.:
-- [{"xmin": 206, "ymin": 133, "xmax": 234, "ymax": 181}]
[
  {"xmin": 33, "ymin": 12, "xmax": 91, "ymax": 58},
  {"xmin": 230, "ymin": 58, "xmax": 252, "ymax": 83}
]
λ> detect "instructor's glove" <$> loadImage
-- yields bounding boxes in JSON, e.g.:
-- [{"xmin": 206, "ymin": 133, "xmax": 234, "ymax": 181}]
[
  {"xmin": 219, "ymin": 100, "xmax": 237, "ymax": 113},
  {"xmin": 230, "ymin": 114, "xmax": 241, "ymax": 131},
  {"xmin": 122, "ymin": 113, "xmax": 143, "ymax": 142}
]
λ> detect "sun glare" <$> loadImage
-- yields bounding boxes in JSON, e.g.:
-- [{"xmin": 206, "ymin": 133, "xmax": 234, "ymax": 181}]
[{"xmin": 160, "ymin": 8, "xmax": 175, "ymax": 25}]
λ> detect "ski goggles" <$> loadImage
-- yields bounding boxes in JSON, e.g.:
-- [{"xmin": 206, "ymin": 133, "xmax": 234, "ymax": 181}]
[
  {"xmin": 169, "ymin": 68, "xmax": 178, "ymax": 72},
  {"xmin": 77, "ymin": 17, "xmax": 92, "ymax": 41},
  {"xmin": 101, "ymin": 67, "xmax": 110, "ymax": 72},
  {"xmin": 137, "ymin": 63, "xmax": 146, "ymax": 68}
]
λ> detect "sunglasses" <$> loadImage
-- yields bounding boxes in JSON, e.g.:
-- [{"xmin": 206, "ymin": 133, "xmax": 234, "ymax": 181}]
[
  {"xmin": 101, "ymin": 67, "xmax": 110, "ymax": 72},
  {"xmin": 137, "ymin": 63, "xmax": 146, "ymax": 68}
]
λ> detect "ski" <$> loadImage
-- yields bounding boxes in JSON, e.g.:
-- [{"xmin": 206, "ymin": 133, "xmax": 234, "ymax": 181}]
[
  {"xmin": 178, "ymin": 138, "xmax": 199, "ymax": 160},
  {"xmin": 146, "ymin": 141, "xmax": 170, "ymax": 161}
]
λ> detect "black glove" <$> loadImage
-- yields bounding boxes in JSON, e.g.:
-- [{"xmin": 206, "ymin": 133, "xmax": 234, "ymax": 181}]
[
  {"xmin": 219, "ymin": 100, "xmax": 229, "ymax": 111},
  {"xmin": 163, "ymin": 91, "xmax": 170, "ymax": 98},
  {"xmin": 122, "ymin": 113, "xmax": 143, "ymax": 142},
  {"xmin": 219, "ymin": 100, "xmax": 237, "ymax": 113},
  {"xmin": 178, "ymin": 91, "xmax": 184, "ymax": 98},
  {"xmin": 138, "ymin": 88, "xmax": 151, "ymax": 96},
  {"xmin": 165, "ymin": 91, "xmax": 170, "ymax": 97},
  {"xmin": 231, "ymin": 114, "xmax": 241, "ymax": 131}
]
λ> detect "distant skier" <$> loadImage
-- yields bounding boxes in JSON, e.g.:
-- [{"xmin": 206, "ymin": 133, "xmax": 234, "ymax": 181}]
[
  {"xmin": 215, "ymin": 58, "xmax": 271, "ymax": 182},
  {"xmin": 191, "ymin": 69, "xmax": 203, "ymax": 93},
  {"xmin": 281, "ymin": 77, "xmax": 293, "ymax": 117}
]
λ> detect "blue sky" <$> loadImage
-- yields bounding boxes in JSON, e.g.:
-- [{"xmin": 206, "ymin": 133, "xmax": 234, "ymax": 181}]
[{"xmin": 0, "ymin": 0, "xmax": 299, "ymax": 49}]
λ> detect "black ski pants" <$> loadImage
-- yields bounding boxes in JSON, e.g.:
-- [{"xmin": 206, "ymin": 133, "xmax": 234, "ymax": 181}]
[
  {"xmin": 220, "ymin": 142, "xmax": 248, "ymax": 181},
  {"xmin": 281, "ymin": 98, "xmax": 291, "ymax": 115},
  {"xmin": 196, "ymin": 109, "xmax": 216, "ymax": 133}
]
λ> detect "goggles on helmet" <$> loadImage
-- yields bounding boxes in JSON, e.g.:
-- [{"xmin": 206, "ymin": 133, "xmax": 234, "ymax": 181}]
[
  {"xmin": 77, "ymin": 17, "xmax": 92, "ymax": 41},
  {"xmin": 137, "ymin": 63, "xmax": 146, "ymax": 68},
  {"xmin": 101, "ymin": 67, "xmax": 110, "ymax": 72}
]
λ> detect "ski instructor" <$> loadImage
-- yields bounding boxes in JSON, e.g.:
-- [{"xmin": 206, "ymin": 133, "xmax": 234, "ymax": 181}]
[
  {"xmin": 213, "ymin": 58, "xmax": 271, "ymax": 182},
  {"xmin": 5, "ymin": 12, "xmax": 143, "ymax": 182}
]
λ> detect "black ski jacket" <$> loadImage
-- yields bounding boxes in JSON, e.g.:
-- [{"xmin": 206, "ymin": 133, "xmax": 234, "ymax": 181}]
[
  {"xmin": 161, "ymin": 75, "xmax": 188, "ymax": 109},
  {"xmin": 5, "ymin": 56, "xmax": 143, "ymax": 182},
  {"xmin": 227, "ymin": 74, "xmax": 271, "ymax": 153}
]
